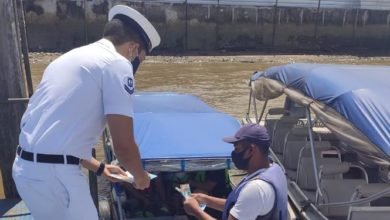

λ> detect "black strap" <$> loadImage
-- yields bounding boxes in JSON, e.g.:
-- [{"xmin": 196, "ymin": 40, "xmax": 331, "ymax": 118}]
[{"xmin": 17, "ymin": 146, "xmax": 80, "ymax": 165}]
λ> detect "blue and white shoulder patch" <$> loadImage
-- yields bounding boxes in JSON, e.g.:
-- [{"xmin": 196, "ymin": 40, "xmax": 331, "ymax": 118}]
[{"xmin": 123, "ymin": 76, "xmax": 134, "ymax": 95}]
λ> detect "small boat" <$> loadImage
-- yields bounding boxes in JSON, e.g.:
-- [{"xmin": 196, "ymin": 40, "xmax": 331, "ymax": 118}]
[
  {"xmin": 244, "ymin": 63, "xmax": 390, "ymax": 220},
  {"xmin": 102, "ymin": 92, "xmax": 241, "ymax": 219}
]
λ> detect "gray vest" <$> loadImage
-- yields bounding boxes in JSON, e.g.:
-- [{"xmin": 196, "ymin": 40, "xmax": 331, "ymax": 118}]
[{"xmin": 222, "ymin": 164, "xmax": 288, "ymax": 220}]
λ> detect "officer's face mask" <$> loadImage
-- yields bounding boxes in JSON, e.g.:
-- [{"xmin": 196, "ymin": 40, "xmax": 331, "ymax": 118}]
[
  {"xmin": 231, "ymin": 145, "xmax": 251, "ymax": 170},
  {"xmin": 129, "ymin": 47, "xmax": 141, "ymax": 75}
]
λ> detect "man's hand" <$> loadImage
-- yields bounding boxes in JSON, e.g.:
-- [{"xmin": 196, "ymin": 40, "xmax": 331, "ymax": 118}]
[
  {"xmin": 183, "ymin": 197, "xmax": 201, "ymax": 217},
  {"xmin": 102, "ymin": 164, "xmax": 127, "ymax": 183},
  {"xmin": 184, "ymin": 197, "xmax": 216, "ymax": 220},
  {"xmin": 191, "ymin": 193, "xmax": 208, "ymax": 204},
  {"xmin": 133, "ymin": 170, "xmax": 150, "ymax": 190}
]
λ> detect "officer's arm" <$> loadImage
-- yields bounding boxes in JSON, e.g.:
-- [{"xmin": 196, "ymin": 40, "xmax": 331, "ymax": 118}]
[
  {"xmin": 107, "ymin": 114, "xmax": 149, "ymax": 189},
  {"xmin": 80, "ymin": 157, "xmax": 101, "ymax": 172}
]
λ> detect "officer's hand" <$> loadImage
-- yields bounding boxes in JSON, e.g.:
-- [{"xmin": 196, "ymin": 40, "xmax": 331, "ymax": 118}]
[
  {"xmin": 183, "ymin": 197, "xmax": 201, "ymax": 217},
  {"xmin": 191, "ymin": 193, "xmax": 208, "ymax": 204},
  {"xmin": 102, "ymin": 164, "xmax": 127, "ymax": 183},
  {"xmin": 133, "ymin": 170, "xmax": 150, "ymax": 190}
]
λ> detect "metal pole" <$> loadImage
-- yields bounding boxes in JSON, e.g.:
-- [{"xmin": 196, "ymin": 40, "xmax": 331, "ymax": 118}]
[
  {"xmin": 16, "ymin": 0, "xmax": 33, "ymax": 97},
  {"xmin": 252, "ymin": 92, "xmax": 259, "ymax": 123},
  {"xmin": 257, "ymin": 99, "xmax": 269, "ymax": 124},
  {"xmin": 246, "ymin": 88, "xmax": 253, "ymax": 122},
  {"xmin": 306, "ymin": 106, "xmax": 323, "ymax": 199}
]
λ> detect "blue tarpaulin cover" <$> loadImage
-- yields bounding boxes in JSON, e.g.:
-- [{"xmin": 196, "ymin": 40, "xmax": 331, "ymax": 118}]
[
  {"xmin": 254, "ymin": 63, "xmax": 390, "ymax": 156},
  {"xmin": 133, "ymin": 92, "xmax": 241, "ymax": 160}
]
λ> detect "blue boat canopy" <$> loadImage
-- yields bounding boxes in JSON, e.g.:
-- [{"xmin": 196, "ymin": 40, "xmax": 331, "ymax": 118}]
[
  {"xmin": 132, "ymin": 92, "xmax": 240, "ymax": 171},
  {"xmin": 252, "ymin": 63, "xmax": 390, "ymax": 164}
]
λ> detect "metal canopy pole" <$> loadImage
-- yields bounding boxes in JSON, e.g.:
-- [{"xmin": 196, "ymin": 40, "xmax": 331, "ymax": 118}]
[
  {"xmin": 252, "ymin": 91, "xmax": 259, "ymax": 123},
  {"xmin": 257, "ymin": 99, "xmax": 269, "ymax": 124},
  {"xmin": 306, "ymin": 106, "xmax": 323, "ymax": 199},
  {"xmin": 246, "ymin": 87, "xmax": 253, "ymax": 123}
]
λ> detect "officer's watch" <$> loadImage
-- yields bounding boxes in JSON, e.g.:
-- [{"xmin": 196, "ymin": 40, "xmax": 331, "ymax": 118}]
[{"xmin": 96, "ymin": 162, "xmax": 105, "ymax": 176}]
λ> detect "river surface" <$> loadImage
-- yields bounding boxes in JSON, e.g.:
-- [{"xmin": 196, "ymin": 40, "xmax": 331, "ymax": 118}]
[{"xmin": 2, "ymin": 53, "xmax": 390, "ymax": 199}]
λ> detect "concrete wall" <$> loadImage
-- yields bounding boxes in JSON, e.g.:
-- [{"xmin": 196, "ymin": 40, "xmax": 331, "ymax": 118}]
[{"xmin": 23, "ymin": 0, "xmax": 390, "ymax": 52}]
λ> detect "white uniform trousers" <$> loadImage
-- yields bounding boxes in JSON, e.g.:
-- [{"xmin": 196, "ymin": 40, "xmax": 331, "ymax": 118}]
[{"xmin": 12, "ymin": 157, "xmax": 98, "ymax": 220}]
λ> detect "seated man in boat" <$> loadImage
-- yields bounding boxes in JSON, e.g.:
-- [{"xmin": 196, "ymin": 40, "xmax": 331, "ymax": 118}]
[{"xmin": 183, "ymin": 124, "xmax": 288, "ymax": 220}]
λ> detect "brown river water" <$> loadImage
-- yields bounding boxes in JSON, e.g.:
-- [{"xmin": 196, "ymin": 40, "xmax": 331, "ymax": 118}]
[{"xmin": 1, "ymin": 53, "xmax": 390, "ymax": 199}]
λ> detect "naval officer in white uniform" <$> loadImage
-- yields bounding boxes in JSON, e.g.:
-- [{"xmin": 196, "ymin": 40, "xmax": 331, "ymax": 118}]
[{"xmin": 12, "ymin": 5, "xmax": 160, "ymax": 220}]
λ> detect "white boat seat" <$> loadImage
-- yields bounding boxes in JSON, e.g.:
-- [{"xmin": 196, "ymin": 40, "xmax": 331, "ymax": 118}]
[
  {"xmin": 297, "ymin": 157, "xmax": 341, "ymax": 190},
  {"xmin": 318, "ymin": 164, "xmax": 368, "ymax": 218},
  {"xmin": 285, "ymin": 127, "xmax": 309, "ymax": 142},
  {"xmin": 319, "ymin": 162, "xmax": 351, "ymax": 179},
  {"xmin": 319, "ymin": 179, "xmax": 367, "ymax": 217},
  {"xmin": 296, "ymin": 144, "xmax": 340, "ymax": 190},
  {"xmin": 271, "ymin": 117, "xmax": 299, "ymax": 154},
  {"xmin": 347, "ymin": 206, "xmax": 390, "ymax": 220},
  {"xmin": 283, "ymin": 141, "xmax": 307, "ymax": 170},
  {"xmin": 319, "ymin": 163, "xmax": 368, "ymax": 182},
  {"xmin": 283, "ymin": 140, "xmax": 307, "ymax": 180}
]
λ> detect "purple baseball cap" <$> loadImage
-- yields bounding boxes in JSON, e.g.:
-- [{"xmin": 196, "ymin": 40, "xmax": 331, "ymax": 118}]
[{"xmin": 223, "ymin": 123, "xmax": 271, "ymax": 148}]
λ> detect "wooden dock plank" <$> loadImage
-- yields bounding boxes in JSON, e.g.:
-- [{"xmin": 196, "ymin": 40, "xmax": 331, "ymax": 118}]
[{"xmin": 0, "ymin": 199, "xmax": 32, "ymax": 219}]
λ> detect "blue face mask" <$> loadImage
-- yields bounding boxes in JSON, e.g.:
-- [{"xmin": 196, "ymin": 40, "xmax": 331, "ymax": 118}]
[{"xmin": 131, "ymin": 57, "xmax": 141, "ymax": 75}]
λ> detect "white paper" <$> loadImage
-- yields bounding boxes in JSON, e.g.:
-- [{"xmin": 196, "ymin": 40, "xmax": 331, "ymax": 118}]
[{"xmin": 109, "ymin": 171, "xmax": 157, "ymax": 184}]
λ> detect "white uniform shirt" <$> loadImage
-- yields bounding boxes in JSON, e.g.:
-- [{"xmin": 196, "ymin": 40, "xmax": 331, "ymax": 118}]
[
  {"xmin": 19, "ymin": 39, "xmax": 135, "ymax": 160},
  {"xmin": 230, "ymin": 169, "xmax": 276, "ymax": 220}
]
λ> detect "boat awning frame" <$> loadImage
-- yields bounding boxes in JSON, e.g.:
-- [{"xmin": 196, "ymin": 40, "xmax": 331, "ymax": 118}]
[{"xmin": 251, "ymin": 64, "xmax": 390, "ymax": 165}]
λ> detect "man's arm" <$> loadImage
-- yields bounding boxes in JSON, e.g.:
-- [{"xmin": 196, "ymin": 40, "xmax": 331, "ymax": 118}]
[
  {"xmin": 106, "ymin": 114, "xmax": 149, "ymax": 189},
  {"xmin": 81, "ymin": 157, "xmax": 127, "ymax": 182},
  {"xmin": 184, "ymin": 196, "xmax": 238, "ymax": 220},
  {"xmin": 80, "ymin": 157, "xmax": 101, "ymax": 172},
  {"xmin": 192, "ymin": 193, "xmax": 226, "ymax": 212},
  {"xmin": 183, "ymin": 197, "xmax": 216, "ymax": 220}
]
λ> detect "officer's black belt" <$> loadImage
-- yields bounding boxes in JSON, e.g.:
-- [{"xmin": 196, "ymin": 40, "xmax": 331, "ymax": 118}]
[{"xmin": 17, "ymin": 146, "xmax": 80, "ymax": 165}]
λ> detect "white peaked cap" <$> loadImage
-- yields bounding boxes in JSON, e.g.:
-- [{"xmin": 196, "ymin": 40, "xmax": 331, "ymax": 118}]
[{"xmin": 108, "ymin": 5, "xmax": 161, "ymax": 52}]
